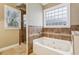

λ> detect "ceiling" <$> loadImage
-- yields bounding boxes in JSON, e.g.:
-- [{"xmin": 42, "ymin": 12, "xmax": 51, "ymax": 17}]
[{"xmin": 41, "ymin": 3, "xmax": 48, "ymax": 6}]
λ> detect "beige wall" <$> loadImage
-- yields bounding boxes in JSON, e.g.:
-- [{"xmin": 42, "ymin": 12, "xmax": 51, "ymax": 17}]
[
  {"xmin": 70, "ymin": 3, "xmax": 79, "ymax": 25},
  {"xmin": 0, "ymin": 3, "xmax": 19, "ymax": 48}
]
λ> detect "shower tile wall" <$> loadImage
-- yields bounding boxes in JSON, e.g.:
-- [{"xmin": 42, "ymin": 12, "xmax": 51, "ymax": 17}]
[{"xmin": 28, "ymin": 26, "xmax": 42, "ymax": 54}]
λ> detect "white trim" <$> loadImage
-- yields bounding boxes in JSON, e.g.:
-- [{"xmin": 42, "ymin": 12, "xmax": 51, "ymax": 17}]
[
  {"xmin": 0, "ymin": 43, "xmax": 19, "ymax": 52},
  {"xmin": 26, "ymin": 4, "xmax": 29, "ymax": 54}
]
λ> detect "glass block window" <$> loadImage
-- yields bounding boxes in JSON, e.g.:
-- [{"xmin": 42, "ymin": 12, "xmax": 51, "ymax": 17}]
[{"xmin": 44, "ymin": 4, "xmax": 70, "ymax": 28}]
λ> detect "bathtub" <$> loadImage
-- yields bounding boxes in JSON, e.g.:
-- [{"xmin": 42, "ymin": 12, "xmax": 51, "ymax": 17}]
[{"xmin": 33, "ymin": 37, "xmax": 73, "ymax": 55}]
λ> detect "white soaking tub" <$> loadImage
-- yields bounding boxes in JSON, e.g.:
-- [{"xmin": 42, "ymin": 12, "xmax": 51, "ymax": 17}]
[{"xmin": 33, "ymin": 37, "xmax": 73, "ymax": 55}]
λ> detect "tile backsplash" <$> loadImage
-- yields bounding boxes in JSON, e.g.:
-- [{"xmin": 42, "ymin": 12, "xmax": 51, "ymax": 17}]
[
  {"xmin": 42, "ymin": 28, "xmax": 71, "ymax": 34},
  {"xmin": 42, "ymin": 28, "xmax": 71, "ymax": 41}
]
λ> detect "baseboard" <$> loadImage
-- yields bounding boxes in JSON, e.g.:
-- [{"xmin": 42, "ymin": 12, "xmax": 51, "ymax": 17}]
[{"xmin": 0, "ymin": 43, "xmax": 19, "ymax": 52}]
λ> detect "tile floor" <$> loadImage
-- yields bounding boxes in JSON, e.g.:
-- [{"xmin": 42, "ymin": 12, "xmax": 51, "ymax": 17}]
[
  {"xmin": 0, "ymin": 43, "xmax": 27, "ymax": 55},
  {"xmin": 30, "ymin": 53, "xmax": 36, "ymax": 55}
]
